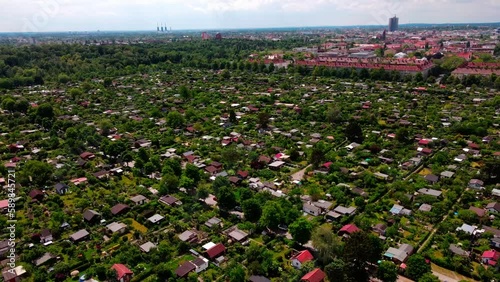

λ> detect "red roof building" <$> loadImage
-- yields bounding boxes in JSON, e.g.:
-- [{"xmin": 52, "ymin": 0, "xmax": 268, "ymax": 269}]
[
  {"xmin": 111, "ymin": 264, "xmax": 133, "ymax": 282},
  {"xmin": 301, "ymin": 268, "xmax": 326, "ymax": 282},
  {"xmin": 338, "ymin": 224, "xmax": 360, "ymax": 236},
  {"xmin": 206, "ymin": 243, "xmax": 226, "ymax": 259},
  {"xmin": 321, "ymin": 162, "xmax": 333, "ymax": 170},
  {"xmin": 482, "ymin": 250, "xmax": 500, "ymax": 266},
  {"xmin": 79, "ymin": 152, "xmax": 95, "ymax": 160},
  {"xmin": 237, "ymin": 170, "xmax": 249, "ymax": 179},
  {"xmin": 291, "ymin": 250, "xmax": 314, "ymax": 269}
]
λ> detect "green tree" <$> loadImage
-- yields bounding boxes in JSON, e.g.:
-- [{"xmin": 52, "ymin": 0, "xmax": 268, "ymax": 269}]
[
  {"xmin": 180, "ymin": 85, "xmax": 192, "ymax": 100},
  {"xmin": 395, "ymin": 127, "xmax": 410, "ymax": 143},
  {"xmin": 160, "ymin": 174, "xmax": 179, "ymax": 194},
  {"xmin": 311, "ymin": 225, "xmax": 343, "ymax": 265},
  {"xmin": 36, "ymin": 103, "xmax": 55, "ymax": 119},
  {"xmin": 184, "ymin": 164, "xmax": 201, "ymax": 184},
  {"xmin": 345, "ymin": 121, "xmax": 363, "ymax": 143},
  {"xmin": 1, "ymin": 97, "xmax": 15, "ymax": 112},
  {"xmin": 259, "ymin": 201, "xmax": 284, "ymax": 229},
  {"xmin": 377, "ymin": 261, "xmax": 398, "ymax": 282},
  {"xmin": 289, "ymin": 217, "xmax": 314, "ymax": 244},
  {"xmin": 242, "ymin": 198, "xmax": 262, "ymax": 222},
  {"xmin": 167, "ymin": 111, "xmax": 185, "ymax": 128},
  {"xmin": 216, "ymin": 186, "xmax": 237, "ymax": 210},
  {"xmin": 222, "ymin": 147, "xmax": 240, "ymax": 166},
  {"xmin": 228, "ymin": 265, "xmax": 246, "ymax": 282},
  {"xmin": 325, "ymin": 259, "xmax": 347, "ymax": 282},
  {"xmin": 406, "ymin": 254, "xmax": 431, "ymax": 281},
  {"xmin": 21, "ymin": 160, "xmax": 54, "ymax": 186},
  {"xmin": 326, "ymin": 106, "xmax": 342, "ymax": 123},
  {"xmin": 258, "ymin": 112, "xmax": 270, "ymax": 128},
  {"xmin": 343, "ymin": 231, "xmax": 383, "ymax": 282},
  {"xmin": 418, "ymin": 273, "xmax": 440, "ymax": 282},
  {"xmin": 14, "ymin": 99, "xmax": 29, "ymax": 113}
]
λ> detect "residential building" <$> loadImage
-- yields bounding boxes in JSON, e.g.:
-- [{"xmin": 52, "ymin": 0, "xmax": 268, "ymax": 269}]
[
  {"xmin": 111, "ymin": 264, "xmax": 133, "ymax": 282},
  {"xmin": 301, "ymin": 268, "xmax": 326, "ymax": 282},
  {"xmin": 291, "ymin": 250, "xmax": 314, "ymax": 269}
]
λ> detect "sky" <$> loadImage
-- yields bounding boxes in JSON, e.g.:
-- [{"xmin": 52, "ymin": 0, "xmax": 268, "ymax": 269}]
[{"xmin": 1, "ymin": 0, "xmax": 499, "ymax": 32}]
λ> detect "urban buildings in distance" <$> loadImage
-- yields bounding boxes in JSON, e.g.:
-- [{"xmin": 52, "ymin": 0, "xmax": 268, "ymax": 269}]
[{"xmin": 389, "ymin": 16, "xmax": 399, "ymax": 32}]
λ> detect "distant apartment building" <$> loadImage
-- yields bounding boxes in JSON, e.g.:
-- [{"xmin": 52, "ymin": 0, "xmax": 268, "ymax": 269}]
[
  {"xmin": 451, "ymin": 62, "xmax": 500, "ymax": 78},
  {"xmin": 295, "ymin": 56, "xmax": 434, "ymax": 77},
  {"xmin": 389, "ymin": 16, "xmax": 399, "ymax": 32}
]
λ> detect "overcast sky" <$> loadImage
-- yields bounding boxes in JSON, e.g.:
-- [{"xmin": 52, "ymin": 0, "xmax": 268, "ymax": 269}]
[{"xmin": 1, "ymin": 0, "xmax": 499, "ymax": 32}]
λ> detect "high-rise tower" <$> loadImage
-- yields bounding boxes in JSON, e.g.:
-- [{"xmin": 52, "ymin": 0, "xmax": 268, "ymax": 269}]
[{"xmin": 389, "ymin": 15, "xmax": 399, "ymax": 32}]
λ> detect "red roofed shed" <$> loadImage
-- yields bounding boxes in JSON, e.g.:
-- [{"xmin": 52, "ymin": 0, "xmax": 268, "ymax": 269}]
[{"xmin": 111, "ymin": 264, "xmax": 133, "ymax": 282}]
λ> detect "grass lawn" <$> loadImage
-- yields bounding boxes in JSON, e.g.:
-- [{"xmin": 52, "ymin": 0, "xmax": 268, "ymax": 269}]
[
  {"xmin": 433, "ymin": 250, "xmax": 444, "ymax": 259},
  {"xmin": 121, "ymin": 175, "xmax": 135, "ymax": 187},
  {"xmin": 432, "ymin": 263, "xmax": 477, "ymax": 282},
  {"xmin": 418, "ymin": 168, "xmax": 432, "ymax": 176},
  {"xmin": 130, "ymin": 219, "xmax": 148, "ymax": 234},
  {"xmin": 166, "ymin": 254, "xmax": 195, "ymax": 271}
]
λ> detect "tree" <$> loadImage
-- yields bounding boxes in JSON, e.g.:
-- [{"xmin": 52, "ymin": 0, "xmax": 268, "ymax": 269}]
[
  {"xmin": 309, "ymin": 141, "xmax": 327, "ymax": 168},
  {"xmin": 377, "ymin": 261, "xmax": 398, "ymax": 282},
  {"xmin": 311, "ymin": 225, "xmax": 343, "ymax": 265},
  {"xmin": 242, "ymin": 198, "xmax": 262, "ymax": 222},
  {"xmin": 160, "ymin": 174, "xmax": 179, "ymax": 194},
  {"xmin": 417, "ymin": 273, "xmax": 440, "ymax": 282},
  {"xmin": 21, "ymin": 160, "xmax": 54, "ymax": 186},
  {"xmin": 258, "ymin": 112, "xmax": 270, "ymax": 128},
  {"xmin": 1, "ymin": 97, "xmax": 15, "ymax": 112},
  {"xmin": 406, "ymin": 254, "xmax": 431, "ymax": 281},
  {"xmin": 163, "ymin": 158, "xmax": 182, "ymax": 176},
  {"xmin": 222, "ymin": 147, "xmax": 240, "ymax": 166},
  {"xmin": 345, "ymin": 121, "xmax": 363, "ymax": 143},
  {"xmin": 36, "ymin": 103, "xmax": 55, "ymax": 119},
  {"xmin": 212, "ymin": 176, "xmax": 230, "ymax": 194},
  {"xmin": 289, "ymin": 217, "xmax": 314, "ymax": 244},
  {"xmin": 395, "ymin": 127, "xmax": 410, "ymax": 143},
  {"xmin": 196, "ymin": 185, "xmax": 210, "ymax": 199},
  {"xmin": 325, "ymin": 259, "xmax": 347, "ymax": 282},
  {"xmin": 216, "ymin": 186, "xmax": 237, "ymax": 210},
  {"xmin": 326, "ymin": 106, "xmax": 342, "ymax": 123},
  {"xmin": 343, "ymin": 231, "xmax": 383, "ymax": 282},
  {"xmin": 179, "ymin": 85, "xmax": 192, "ymax": 100},
  {"xmin": 167, "ymin": 111, "xmax": 185, "ymax": 128},
  {"xmin": 184, "ymin": 164, "xmax": 201, "ymax": 184},
  {"xmin": 228, "ymin": 265, "xmax": 245, "ymax": 282},
  {"xmin": 259, "ymin": 201, "xmax": 285, "ymax": 229}
]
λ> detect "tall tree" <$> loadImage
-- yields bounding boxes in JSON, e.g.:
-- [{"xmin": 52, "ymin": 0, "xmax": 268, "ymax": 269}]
[
  {"xmin": 242, "ymin": 198, "xmax": 262, "ymax": 222},
  {"xmin": 325, "ymin": 259, "xmax": 347, "ymax": 282},
  {"xmin": 377, "ymin": 261, "xmax": 398, "ymax": 282},
  {"xmin": 345, "ymin": 121, "xmax": 363, "ymax": 143},
  {"xmin": 289, "ymin": 217, "xmax": 314, "ymax": 245},
  {"xmin": 406, "ymin": 254, "xmax": 431, "ymax": 281},
  {"xmin": 311, "ymin": 225, "xmax": 343, "ymax": 265},
  {"xmin": 343, "ymin": 231, "xmax": 383, "ymax": 282},
  {"xmin": 259, "ymin": 201, "xmax": 285, "ymax": 229},
  {"xmin": 216, "ymin": 186, "xmax": 237, "ymax": 210}
]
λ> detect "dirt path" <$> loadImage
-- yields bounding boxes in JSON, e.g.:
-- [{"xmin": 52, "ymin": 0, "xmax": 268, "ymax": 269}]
[{"xmin": 290, "ymin": 164, "xmax": 311, "ymax": 182}]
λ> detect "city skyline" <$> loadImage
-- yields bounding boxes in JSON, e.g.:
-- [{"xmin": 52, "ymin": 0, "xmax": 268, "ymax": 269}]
[{"xmin": 2, "ymin": 0, "xmax": 500, "ymax": 32}]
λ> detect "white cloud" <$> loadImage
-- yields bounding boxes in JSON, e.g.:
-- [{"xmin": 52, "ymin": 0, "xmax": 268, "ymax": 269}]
[{"xmin": 0, "ymin": 0, "xmax": 498, "ymax": 31}]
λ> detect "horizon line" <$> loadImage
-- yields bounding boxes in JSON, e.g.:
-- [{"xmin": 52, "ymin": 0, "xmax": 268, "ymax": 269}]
[{"xmin": 1, "ymin": 21, "xmax": 499, "ymax": 34}]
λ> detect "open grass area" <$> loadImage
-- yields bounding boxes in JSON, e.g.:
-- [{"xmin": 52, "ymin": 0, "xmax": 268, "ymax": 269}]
[
  {"xmin": 166, "ymin": 254, "xmax": 195, "ymax": 271},
  {"xmin": 418, "ymin": 168, "xmax": 432, "ymax": 176},
  {"xmin": 129, "ymin": 219, "xmax": 148, "ymax": 234},
  {"xmin": 431, "ymin": 263, "xmax": 477, "ymax": 282}
]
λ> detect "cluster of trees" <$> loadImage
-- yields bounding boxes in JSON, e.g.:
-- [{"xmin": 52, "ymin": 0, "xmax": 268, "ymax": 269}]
[{"xmin": 0, "ymin": 39, "xmax": 307, "ymax": 89}]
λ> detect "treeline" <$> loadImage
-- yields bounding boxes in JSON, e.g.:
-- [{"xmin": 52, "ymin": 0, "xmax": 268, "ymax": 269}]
[
  {"xmin": 1, "ymin": 39, "xmax": 499, "ymax": 90},
  {"xmin": 0, "ymin": 39, "xmax": 306, "ymax": 89}
]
